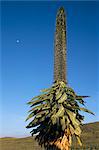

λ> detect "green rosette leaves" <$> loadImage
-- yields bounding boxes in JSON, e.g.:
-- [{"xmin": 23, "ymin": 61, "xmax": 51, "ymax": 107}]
[{"xmin": 26, "ymin": 81, "xmax": 94, "ymax": 147}]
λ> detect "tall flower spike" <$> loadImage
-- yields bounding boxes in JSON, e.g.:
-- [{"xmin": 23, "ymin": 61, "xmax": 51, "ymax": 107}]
[
  {"xmin": 54, "ymin": 7, "xmax": 67, "ymax": 83},
  {"xmin": 26, "ymin": 7, "xmax": 94, "ymax": 150}
]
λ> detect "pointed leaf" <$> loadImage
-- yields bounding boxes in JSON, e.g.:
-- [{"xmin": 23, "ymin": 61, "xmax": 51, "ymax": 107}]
[
  {"xmin": 76, "ymin": 96, "xmax": 90, "ymax": 99},
  {"xmin": 26, "ymin": 114, "xmax": 46, "ymax": 128},
  {"xmin": 69, "ymin": 124, "xmax": 75, "ymax": 135},
  {"xmin": 66, "ymin": 109, "xmax": 80, "ymax": 128},
  {"xmin": 79, "ymin": 107, "xmax": 94, "ymax": 115},
  {"xmin": 41, "ymin": 87, "xmax": 51, "ymax": 93},
  {"xmin": 51, "ymin": 114, "xmax": 57, "ymax": 125},
  {"xmin": 29, "ymin": 103, "xmax": 49, "ymax": 112},
  {"xmin": 27, "ymin": 99, "xmax": 45, "ymax": 106},
  {"xmin": 56, "ymin": 90, "xmax": 62, "ymax": 100},
  {"xmin": 76, "ymin": 98, "xmax": 85, "ymax": 105},
  {"xmin": 58, "ymin": 93, "xmax": 67, "ymax": 103},
  {"xmin": 25, "ymin": 112, "xmax": 34, "ymax": 121},
  {"xmin": 55, "ymin": 105, "xmax": 64, "ymax": 117},
  {"xmin": 74, "ymin": 126, "xmax": 81, "ymax": 136},
  {"xmin": 60, "ymin": 116, "xmax": 66, "ymax": 130},
  {"xmin": 76, "ymin": 136, "xmax": 82, "ymax": 146}
]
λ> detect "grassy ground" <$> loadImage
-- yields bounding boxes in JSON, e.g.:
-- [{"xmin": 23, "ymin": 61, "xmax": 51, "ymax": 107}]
[
  {"xmin": 0, "ymin": 137, "xmax": 44, "ymax": 150},
  {"xmin": 0, "ymin": 122, "xmax": 99, "ymax": 150}
]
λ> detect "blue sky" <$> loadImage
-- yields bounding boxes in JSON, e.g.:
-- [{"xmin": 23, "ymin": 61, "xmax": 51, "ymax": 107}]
[{"xmin": 1, "ymin": 1, "xmax": 99, "ymax": 137}]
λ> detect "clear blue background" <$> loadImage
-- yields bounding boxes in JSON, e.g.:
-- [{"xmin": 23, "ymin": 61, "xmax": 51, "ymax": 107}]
[{"xmin": 1, "ymin": 1, "xmax": 99, "ymax": 137}]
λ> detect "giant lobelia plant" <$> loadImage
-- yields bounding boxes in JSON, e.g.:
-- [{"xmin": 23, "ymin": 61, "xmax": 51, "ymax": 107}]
[{"xmin": 26, "ymin": 7, "xmax": 94, "ymax": 150}]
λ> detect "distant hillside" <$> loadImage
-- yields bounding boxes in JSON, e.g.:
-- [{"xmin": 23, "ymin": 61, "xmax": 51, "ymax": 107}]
[
  {"xmin": 72, "ymin": 122, "xmax": 99, "ymax": 148},
  {"xmin": 0, "ymin": 122, "xmax": 99, "ymax": 150}
]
